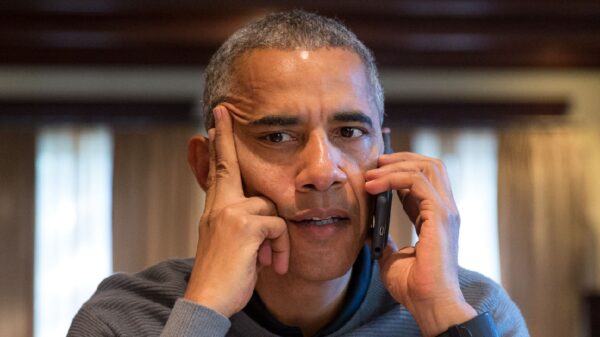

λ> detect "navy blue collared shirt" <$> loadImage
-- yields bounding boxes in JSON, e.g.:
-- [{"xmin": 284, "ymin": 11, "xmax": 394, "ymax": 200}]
[{"xmin": 243, "ymin": 245, "xmax": 372, "ymax": 337}]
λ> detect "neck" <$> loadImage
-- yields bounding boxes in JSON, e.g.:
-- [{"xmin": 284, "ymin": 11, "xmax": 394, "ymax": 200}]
[{"xmin": 255, "ymin": 267, "xmax": 352, "ymax": 337}]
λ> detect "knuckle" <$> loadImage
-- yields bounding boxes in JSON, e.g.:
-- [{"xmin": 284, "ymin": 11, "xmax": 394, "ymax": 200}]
[
  {"xmin": 422, "ymin": 157, "xmax": 443, "ymax": 169},
  {"xmin": 215, "ymin": 159, "xmax": 240, "ymax": 178},
  {"xmin": 213, "ymin": 206, "xmax": 253, "ymax": 233},
  {"xmin": 432, "ymin": 158, "xmax": 444, "ymax": 167},
  {"xmin": 215, "ymin": 161, "xmax": 230, "ymax": 175},
  {"xmin": 250, "ymin": 196, "xmax": 275, "ymax": 213},
  {"xmin": 411, "ymin": 171, "xmax": 426, "ymax": 182},
  {"xmin": 220, "ymin": 206, "xmax": 237, "ymax": 220},
  {"xmin": 236, "ymin": 215, "xmax": 250, "ymax": 230}
]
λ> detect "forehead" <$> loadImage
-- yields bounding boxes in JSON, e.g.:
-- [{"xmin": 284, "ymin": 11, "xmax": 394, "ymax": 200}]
[{"xmin": 226, "ymin": 48, "xmax": 379, "ymax": 125}]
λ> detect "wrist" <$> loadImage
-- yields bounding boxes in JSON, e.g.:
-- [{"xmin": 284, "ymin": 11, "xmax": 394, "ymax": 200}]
[
  {"xmin": 409, "ymin": 298, "xmax": 477, "ymax": 337},
  {"xmin": 435, "ymin": 312, "xmax": 499, "ymax": 337},
  {"xmin": 184, "ymin": 273, "xmax": 242, "ymax": 318},
  {"xmin": 184, "ymin": 287, "xmax": 236, "ymax": 318}
]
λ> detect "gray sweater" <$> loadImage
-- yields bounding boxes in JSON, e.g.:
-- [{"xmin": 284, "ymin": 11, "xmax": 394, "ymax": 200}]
[{"xmin": 67, "ymin": 258, "xmax": 529, "ymax": 337}]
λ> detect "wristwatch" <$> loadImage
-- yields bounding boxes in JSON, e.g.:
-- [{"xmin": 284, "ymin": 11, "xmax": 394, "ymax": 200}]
[{"xmin": 435, "ymin": 312, "xmax": 499, "ymax": 337}]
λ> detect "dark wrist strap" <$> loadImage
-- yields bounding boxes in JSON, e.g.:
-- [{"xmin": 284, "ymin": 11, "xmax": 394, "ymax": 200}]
[{"xmin": 435, "ymin": 312, "xmax": 499, "ymax": 337}]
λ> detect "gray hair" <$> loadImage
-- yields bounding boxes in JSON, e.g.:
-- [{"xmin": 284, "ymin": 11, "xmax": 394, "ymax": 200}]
[{"xmin": 202, "ymin": 10, "xmax": 384, "ymax": 129}]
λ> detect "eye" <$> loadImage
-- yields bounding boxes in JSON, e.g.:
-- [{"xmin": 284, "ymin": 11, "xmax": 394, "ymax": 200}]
[
  {"xmin": 262, "ymin": 132, "xmax": 295, "ymax": 143},
  {"xmin": 339, "ymin": 127, "xmax": 366, "ymax": 138}
]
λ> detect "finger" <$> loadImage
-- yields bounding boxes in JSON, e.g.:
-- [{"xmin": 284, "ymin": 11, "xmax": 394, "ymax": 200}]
[
  {"xmin": 367, "ymin": 161, "xmax": 418, "ymax": 208},
  {"xmin": 398, "ymin": 188, "xmax": 411, "ymax": 203},
  {"xmin": 365, "ymin": 171, "xmax": 442, "ymax": 224},
  {"xmin": 212, "ymin": 105, "xmax": 244, "ymax": 203},
  {"xmin": 398, "ymin": 190, "xmax": 421, "ymax": 228},
  {"xmin": 365, "ymin": 171, "xmax": 438, "ymax": 201},
  {"xmin": 258, "ymin": 241, "xmax": 272, "ymax": 266},
  {"xmin": 241, "ymin": 196, "xmax": 278, "ymax": 216},
  {"xmin": 367, "ymin": 156, "xmax": 453, "ymax": 202},
  {"xmin": 378, "ymin": 151, "xmax": 436, "ymax": 165},
  {"xmin": 251, "ymin": 215, "xmax": 289, "ymax": 275},
  {"xmin": 271, "ymin": 234, "xmax": 289, "ymax": 275},
  {"xmin": 413, "ymin": 214, "xmax": 424, "ymax": 235},
  {"xmin": 376, "ymin": 152, "xmax": 450, "ymax": 183},
  {"xmin": 199, "ymin": 129, "xmax": 217, "ymax": 236},
  {"xmin": 204, "ymin": 128, "xmax": 217, "ymax": 210}
]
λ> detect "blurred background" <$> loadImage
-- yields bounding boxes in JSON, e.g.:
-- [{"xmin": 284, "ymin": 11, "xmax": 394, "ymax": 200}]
[{"xmin": 0, "ymin": 1, "xmax": 599, "ymax": 336}]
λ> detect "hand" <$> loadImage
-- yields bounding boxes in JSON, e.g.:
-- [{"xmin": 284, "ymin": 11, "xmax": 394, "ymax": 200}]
[
  {"xmin": 365, "ymin": 152, "xmax": 476, "ymax": 337},
  {"xmin": 184, "ymin": 106, "xmax": 290, "ymax": 317}
]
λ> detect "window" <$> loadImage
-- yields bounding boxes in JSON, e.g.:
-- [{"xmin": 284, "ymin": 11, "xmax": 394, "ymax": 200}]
[
  {"xmin": 34, "ymin": 127, "xmax": 113, "ymax": 337},
  {"xmin": 412, "ymin": 128, "xmax": 501, "ymax": 283}
]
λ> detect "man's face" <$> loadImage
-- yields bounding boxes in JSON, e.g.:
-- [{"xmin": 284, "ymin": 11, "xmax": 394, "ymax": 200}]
[{"xmin": 221, "ymin": 48, "xmax": 383, "ymax": 281}]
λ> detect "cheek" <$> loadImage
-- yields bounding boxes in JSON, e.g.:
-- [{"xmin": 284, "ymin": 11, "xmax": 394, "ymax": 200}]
[
  {"xmin": 235, "ymin": 140, "xmax": 294, "ymax": 204},
  {"xmin": 341, "ymin": 138, "xmax": 380, "ymax": 181},
  {"xmin": 341, "ymin": 142, "xmax": 380, "ymax": 230}
]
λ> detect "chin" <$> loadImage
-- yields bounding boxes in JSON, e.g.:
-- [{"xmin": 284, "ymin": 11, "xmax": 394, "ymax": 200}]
[{"xmin": 286, "ymin": 242, "xmax": 362, "ymax": 282}]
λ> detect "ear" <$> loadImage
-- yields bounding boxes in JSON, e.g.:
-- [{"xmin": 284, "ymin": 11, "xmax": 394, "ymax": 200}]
[{"xmin": 187, "ymin": 135, "xmax": 210, "ymax": 191}]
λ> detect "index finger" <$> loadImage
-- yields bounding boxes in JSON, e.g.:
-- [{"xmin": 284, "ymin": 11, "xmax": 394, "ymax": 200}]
[{"xmin": 212, "ymin": 105, "xmax": 244, "ymax": 203}]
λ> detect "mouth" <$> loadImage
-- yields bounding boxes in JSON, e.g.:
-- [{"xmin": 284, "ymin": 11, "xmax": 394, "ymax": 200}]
[
  {"xmin": 288, "ymin": 216, "xmax": 348, "ymax": 226},
  {"xmin": 285, "ymin": 209, "xmax": 352, "ymax": 240},
  {"xmin": 287, "ymin": 209, "xmax": 351, "ymax": 226}
]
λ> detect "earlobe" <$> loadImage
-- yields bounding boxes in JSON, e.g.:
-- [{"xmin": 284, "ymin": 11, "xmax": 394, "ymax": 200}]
[{"xmin": 187, "ymin": 135, "xmax": 210, "ymax": 191}]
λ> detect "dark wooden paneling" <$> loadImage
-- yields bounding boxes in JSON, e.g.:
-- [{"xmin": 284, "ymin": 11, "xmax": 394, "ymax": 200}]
[
  {"xmin": 0, "ymin": 0, "xmax": 598, "ymax": 68},
  {"xmin": 0, "ymin": 98, "xmax": 568, "ymax": 128},
  {"xmin": 0, "ymin": 100, "xmax": 197, "ymax": 127},
  {"xmin": 384, "ymin": 100, "xmax": 569, "ymax": 126}
]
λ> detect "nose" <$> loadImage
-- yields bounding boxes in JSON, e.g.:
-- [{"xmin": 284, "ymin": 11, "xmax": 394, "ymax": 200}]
[{"xmin": 295, "ymin": 131, "xmax": 347, "ymax": 192}]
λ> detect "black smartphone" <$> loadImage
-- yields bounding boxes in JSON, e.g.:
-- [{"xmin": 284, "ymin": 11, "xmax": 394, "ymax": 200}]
[{"xmin": 371, "ymin": 128, "xmax": 392, "ymax": 260}]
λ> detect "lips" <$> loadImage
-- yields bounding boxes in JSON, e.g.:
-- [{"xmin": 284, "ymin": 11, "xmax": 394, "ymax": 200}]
[{"xmin": 287, "ymin": 209, "xmax": 350, "ymax": 226}]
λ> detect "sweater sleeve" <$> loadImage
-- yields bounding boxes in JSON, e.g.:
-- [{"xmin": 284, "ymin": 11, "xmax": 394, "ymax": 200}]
[
  {"xmin": 487, "ymin": 284, "xmax": 529, "ymax": 337},
  {"xmin": 160, "ymin": 299, "xmax": 231, "ymax": 337},
  {"xmin": 67, "ymin": 306, "xmax": 118, "ymax": 337},
  {"xmin": 458, "ymin": 268, "xmax": 530, "ymax": 337}
]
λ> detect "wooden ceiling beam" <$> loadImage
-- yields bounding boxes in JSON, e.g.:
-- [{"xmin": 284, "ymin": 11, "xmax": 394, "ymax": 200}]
[{"xmin": 0, "ymin": 1, "xmax": 598, "ymax": 68}]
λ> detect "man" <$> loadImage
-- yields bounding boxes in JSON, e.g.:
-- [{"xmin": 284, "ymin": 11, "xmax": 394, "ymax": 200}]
[{"xmin": 68, "ymin": 10, "xmax": 528, "ymax": 337}]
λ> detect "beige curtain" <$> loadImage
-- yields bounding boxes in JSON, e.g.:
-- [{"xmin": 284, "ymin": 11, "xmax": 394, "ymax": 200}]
[
  {"xmin": 0, "ymin": 130, "xmax": 35, "ymax": 337},
  {"xmin": 498, "ymin": 125, "xmax": 595, "ymax": 337},
  {"xmin": 112, "ymin": 125, "xmax": 205, "ymax": 273}
]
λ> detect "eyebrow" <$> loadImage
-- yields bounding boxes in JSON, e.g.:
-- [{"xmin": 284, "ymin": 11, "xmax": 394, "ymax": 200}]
[
  {"xmin": 248, "ymin": 111, "xmax": 373, "ymax": 128},
  {"xmin": 332, "ymin": 111, "xmax": 373, "ymax": 128},
  {"xmin": 249, "ymin": 115, "xmax": 300, "ymax": 126}
]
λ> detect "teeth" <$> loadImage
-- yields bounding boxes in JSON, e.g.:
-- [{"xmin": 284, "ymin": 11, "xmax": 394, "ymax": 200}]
[{"xmin": 301, "ymin": 216, "xmax": 339, "ymax": 226}]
